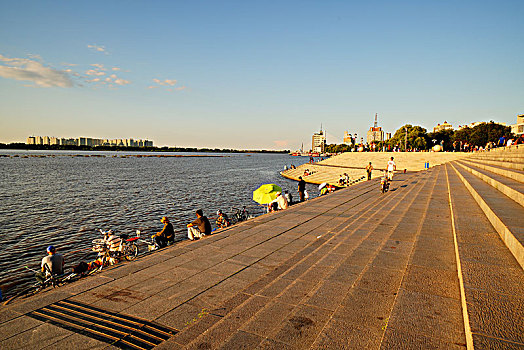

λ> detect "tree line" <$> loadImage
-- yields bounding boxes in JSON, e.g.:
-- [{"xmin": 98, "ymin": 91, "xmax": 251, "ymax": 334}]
[{"xmin": 325, "ymin": 121, "xmax": 514, "ymax": 153}]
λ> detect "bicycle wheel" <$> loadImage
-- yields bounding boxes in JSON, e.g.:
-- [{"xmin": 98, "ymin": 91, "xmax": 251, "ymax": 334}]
[{"xmin": 124, "ymin": 243, "xmax": 139, "ymax": 261}]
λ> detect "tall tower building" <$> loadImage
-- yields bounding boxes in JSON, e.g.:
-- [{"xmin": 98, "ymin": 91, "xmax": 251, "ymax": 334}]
[
  {"xmin": 312, "ymin": 126, "xmax": 326, "ymax": 153},
  {"xmin": 366, "ymin": 113, "xmax": 384, "ymax": 144}
]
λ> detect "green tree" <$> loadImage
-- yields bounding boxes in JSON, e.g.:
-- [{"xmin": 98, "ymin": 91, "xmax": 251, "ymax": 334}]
[
  {"xmin": 325, "ymin": 143, "xmax": 351, "ymax": 153},
  {"xmin": 453, "ymin": 122, "xmax": 512, "ymax": 147},
  {"xmin": 388, "ymin": 125, "xmax": 430, "ymax": 151},
  {"xmin": 428, "ymin": 129, "xmax": 455, "ymax": 151}
]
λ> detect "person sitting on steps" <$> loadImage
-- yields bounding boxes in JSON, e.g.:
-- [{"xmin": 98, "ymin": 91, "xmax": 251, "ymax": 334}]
[
  {"xmin": 216, "ymin": 210, "xmax": 230, "ymax": 229},
  {"xmin": 35, "ymin": 245, "xmax": 64, "ymax": 283},
  {"xmin": 151, "ymin": 216, "xmax": 175, "ymax": 248},
  {"xmin": 187, "ymin": 209, "xmax": 212, "ymax": 240}
]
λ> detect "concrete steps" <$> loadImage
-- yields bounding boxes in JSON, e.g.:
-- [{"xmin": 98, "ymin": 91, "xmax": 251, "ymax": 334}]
[
  {"xmin": 446, "ymin": 164, "xmax": 524, "ymax": 348},
  {"xmin": 461, "ymin": 159, "xmax": 524, "ymax": 183},
  {"xmin": 162, "ymin": 171, "xmax": 445, "ymax": 348},
  {"xmin": 2, "ymin": 160, "xmax": 523, "ymax": 349},
  {"xmin": 455, "ymin": 160, "xmax": 524, "ymax": 208},
  {"xmin": 449, "ymin": 146, "xmax": 524, "ymax": 270},
  {"xmin": 464, "ymin": 158, "xmax": 524, "ymax": 171},
  {"xmin": 281, "ymin": 165, "xmax": 369, "ymax": 187}
]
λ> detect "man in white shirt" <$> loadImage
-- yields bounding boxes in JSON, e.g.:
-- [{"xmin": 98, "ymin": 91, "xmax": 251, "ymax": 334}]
[
  {"xmin": 271, "ymin": 192, "xmax": 289, "ymax": 211},
  {"xmin": 387, "ymin": 157, "xmax": 396, "ymax": 181}
]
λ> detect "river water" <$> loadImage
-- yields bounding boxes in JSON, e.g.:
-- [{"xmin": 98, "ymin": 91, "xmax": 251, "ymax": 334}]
[{"xmin": 0, "ymin": 150, "xmax": 319, "ymax": 297}]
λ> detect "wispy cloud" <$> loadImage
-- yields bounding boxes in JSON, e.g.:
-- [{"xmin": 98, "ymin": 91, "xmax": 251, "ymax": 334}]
[
  {"xmin": 90, "ymin": 63, "xmax": 106, "ymax": 70},
  {"xmin": 149, "ymin": 78, "xmax": 186, "ymax": 91},
  {"xmin": 114, "ymin": 78, "xmax": 130, "ymax": 85},
  {"xmin": 87, "ymin": 44, "xmax": 109, "ymax": 55},
  {"xmin": 0, "ymin": 54, "xmax": 74, "ymax": 88},
  {"xmin": 153, "ymin": 78, "xmax": 177, "ymax": 86},
  {"xmin": 85, "ymin": 69, "xmax": 106, "ymax": 76},
  {"xmin": 27, "ymin": 54, "xmax": 42, "ymax": 61}
]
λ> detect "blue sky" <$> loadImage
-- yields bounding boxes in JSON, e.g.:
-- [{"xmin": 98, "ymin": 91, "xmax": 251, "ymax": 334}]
[{"xmin": 1, "ymin": 0, "xmax": 522, "ymax": 149}]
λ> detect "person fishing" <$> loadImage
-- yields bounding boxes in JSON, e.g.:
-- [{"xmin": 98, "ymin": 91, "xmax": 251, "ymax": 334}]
[
  {"xmin": 35, "ymin": 245, "xmax": 64, "ymax": 283},
  {"xmin": 151, "ymin": 216, "xmax": 175, "ymax": 248},
  {"xmin": 216, "ymin": 210, "xmax": 230, "ymax": 229}
]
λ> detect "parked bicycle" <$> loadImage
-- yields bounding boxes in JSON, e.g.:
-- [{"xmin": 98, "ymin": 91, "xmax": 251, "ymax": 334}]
[
  {"xmin": 230, "ymin": 206, "xmax": 250, "ymax": 224},
  {"xmin": 92, "ymin": 229, "xmax": 139, "ymax": 263},
  {"xmin": 3, "ymin": 266, "xmax": 78, "ymax": 305}
]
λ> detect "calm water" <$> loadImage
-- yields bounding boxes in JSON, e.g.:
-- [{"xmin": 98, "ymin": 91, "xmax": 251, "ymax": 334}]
[{"xmin": 0, "ymin": 150, "xmax": 319, "ymax": 297}]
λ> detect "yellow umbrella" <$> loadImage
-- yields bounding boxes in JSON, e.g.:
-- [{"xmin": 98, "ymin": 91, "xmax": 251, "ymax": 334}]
[{"xmin": 253, "ymin": 184, "xmax": 282, "ymax": 204}]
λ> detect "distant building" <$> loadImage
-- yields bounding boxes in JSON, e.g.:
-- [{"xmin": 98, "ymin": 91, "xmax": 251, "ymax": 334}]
[
  {"xmin": 366, "ymin": 113, "xmax": 384, "ymax": 144},
  {"xmin": 26, "ymin": 135, "xmax": 154, "ymax": 147},
  {"xmin": 511, "ymin": 114, "xmax": 524, "ymax": 136},
  {"xmin": 433, "ymin": 121, "xmax": 453, "ymax": 133},
  {"xmin": 343, "ymin": 131, "xmax": 354, "ymax": 145},
  {"xmin": 385, "ymin": 132, "xmax": 392, "ymax": 141},
  {"xmin": 312, "ymin": 128, "xmax": 326, "ymax": 153}
]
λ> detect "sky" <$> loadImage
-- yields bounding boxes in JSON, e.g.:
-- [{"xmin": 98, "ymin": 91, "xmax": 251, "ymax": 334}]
[{"xmin": 0, "ymin": 0, "xmax": 523, "ymax": 150}]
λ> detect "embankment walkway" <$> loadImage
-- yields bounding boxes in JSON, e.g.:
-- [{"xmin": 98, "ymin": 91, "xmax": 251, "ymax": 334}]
[
  {"xmin": 281, "ymin": 151, "xmax": 468, "ymax": 186},
  {"xmin": 1, "ymin": 147, "xmax": 523, "ymax": 349}
]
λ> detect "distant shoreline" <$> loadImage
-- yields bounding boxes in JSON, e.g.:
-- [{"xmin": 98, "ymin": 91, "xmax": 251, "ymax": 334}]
[{"xmin": 0, "ymin": 143, "xmax": 289, "ymax": 154}]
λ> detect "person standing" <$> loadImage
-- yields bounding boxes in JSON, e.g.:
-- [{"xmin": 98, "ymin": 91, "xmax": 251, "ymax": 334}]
[
  {"xmin": 36, "ymin": 245, "xmax": 65, "ymax": 282},
  {"xmin": 366, "ymin": 162, "xmax": 373, "ymax": 180},
  {"xmin": 187, "ymin": 209, "xmax": 212, "ymax": 240},
  {"xmin": 387, "ymin": 157, "xmax": 396, "ymax": 181},
  {"xmin": 297, "ymin": 176, "xmax": 306, "ymax": 202}
]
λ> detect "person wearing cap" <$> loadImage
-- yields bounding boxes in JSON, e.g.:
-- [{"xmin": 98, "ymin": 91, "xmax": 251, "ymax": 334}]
[
  {"xmin": 35, "ymin": 245, "xmax": 65, "ymax": 283},
  {"xmin": 152, "ymin": 216, "xmax": 175, "ymax": 248},
  {"xmin": 270, "ymin": 192, "xmax": 289, "ymax": 211},
  {"xmin": 187, "ymin": 209, "xmax": 211, "ymax": 240},
  {"xmin": 216, "ymin": 210, "xmax": 230, "ymax": 229}
]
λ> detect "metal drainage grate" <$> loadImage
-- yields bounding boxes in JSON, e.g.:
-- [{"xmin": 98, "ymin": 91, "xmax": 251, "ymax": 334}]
[{"xmin": 27, "ymin": 299, "xmax": 177, "ymax": 350}]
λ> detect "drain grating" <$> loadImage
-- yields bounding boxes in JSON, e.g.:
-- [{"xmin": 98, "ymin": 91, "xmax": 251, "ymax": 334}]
[{"xmin": 27, "ymin": 299, "xmax": 177, "ymax": 349}]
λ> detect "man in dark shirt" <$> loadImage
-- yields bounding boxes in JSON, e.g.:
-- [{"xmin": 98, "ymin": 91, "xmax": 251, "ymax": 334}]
[
  {"xmin": 187, "ymin": 209, "xmax": 211, "ymax": 240},
  {"xmin": 152, "ymin": 216, "xmax": 175, "ymax": 248},
  {"xmin": 298, "ymin": 176, "xmax": 306, "ymax": 202}
]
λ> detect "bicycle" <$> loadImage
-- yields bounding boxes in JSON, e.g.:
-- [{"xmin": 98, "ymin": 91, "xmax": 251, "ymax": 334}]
[
  {"xmin": 230, "ymin": 206, "xmax": 249, "ymax": 224},
  {"xmin": 95, "ymin": 229, "xmax": 140, "ymax": 262},
  {"xmin": 381, "ymin": 177, "xmax": 390, "ymax": 193},
  {"xmin": 3, "ymin": 266, "xmax": 78, "ymax": 305}
]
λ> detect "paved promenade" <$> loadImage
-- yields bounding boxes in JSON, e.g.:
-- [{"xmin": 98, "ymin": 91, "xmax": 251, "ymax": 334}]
[
  {"xmin": 281, "ymin": 151, "xmax": 468, "ymax": 186},
  {"xmin": 1, "ymin": 158, "xmax": 523, "ymax": 349}
]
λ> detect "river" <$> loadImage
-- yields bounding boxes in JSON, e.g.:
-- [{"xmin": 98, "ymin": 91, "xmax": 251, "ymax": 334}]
[{"xmin": 0, "ymin": 150, "xmax": 319, "ymax": 297}]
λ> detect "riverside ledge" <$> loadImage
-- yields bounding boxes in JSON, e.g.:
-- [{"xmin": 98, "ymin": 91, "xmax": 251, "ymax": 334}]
[{"xmin": 1, "ymin": 163, "xmax": 522, "ymax": 349}]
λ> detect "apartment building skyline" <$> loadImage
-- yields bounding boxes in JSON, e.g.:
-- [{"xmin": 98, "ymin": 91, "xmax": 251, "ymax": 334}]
[{"xmin": 26, "ymin": 135, "xmax": 153, "ymax": 147}]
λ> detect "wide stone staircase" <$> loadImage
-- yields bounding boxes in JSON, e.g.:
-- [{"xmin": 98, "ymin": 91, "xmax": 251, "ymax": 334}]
[
  {"xmin": 452, "ymin": 146, "xmax": 524, "ymax": 268},
  {"xmin": 1, "ymin": 149, "xmax": 523, "ymax": 349},
  {"xmin": 447, "ymin": 145, "xmax": 524, "ymax": 348}
]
